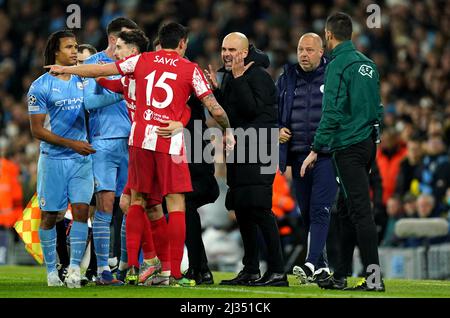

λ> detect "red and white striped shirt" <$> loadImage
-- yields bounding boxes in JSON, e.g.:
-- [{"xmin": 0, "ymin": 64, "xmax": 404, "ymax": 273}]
[{"xmin": 115, "ymin": 50, "xmax": 211, "ymax": 155}]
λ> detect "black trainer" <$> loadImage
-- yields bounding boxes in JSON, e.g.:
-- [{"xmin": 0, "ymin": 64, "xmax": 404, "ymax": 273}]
[
  {"xmin": 57, "ymin": 264, "xmax": 68, "ymax": 282},
  {"xmin": 317, "ymin": 273, "xmax": 347, "ymax": 290},
  {"xmin": 312, "ymin": 268, "xmax": 331, "ymax": 284},
  {"xmin": 344, "ymin": 278, "xmax": 385, "ymax": 292}
]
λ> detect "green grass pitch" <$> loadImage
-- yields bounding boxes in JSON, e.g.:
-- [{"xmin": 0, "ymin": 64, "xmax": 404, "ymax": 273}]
[{"xmin": 1, "ymin": 266, "xmax": 450, "ymax": 298}]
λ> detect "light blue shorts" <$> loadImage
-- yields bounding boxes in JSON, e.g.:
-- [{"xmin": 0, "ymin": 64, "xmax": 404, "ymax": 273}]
[
  {"xmin": 91, "ymin": 138, "xmax": 128, "ymax": 196},
  {"xmin": 37, "ymin": 155, "xmax": 94, "ymax": 212}
]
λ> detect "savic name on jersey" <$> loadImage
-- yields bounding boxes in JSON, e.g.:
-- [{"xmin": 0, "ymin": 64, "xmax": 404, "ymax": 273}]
[{"xmin": 115, "ymin": 50, "xmax": 212, "ymax": 155}]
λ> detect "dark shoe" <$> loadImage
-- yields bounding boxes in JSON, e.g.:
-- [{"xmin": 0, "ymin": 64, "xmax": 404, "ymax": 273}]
[
  {"xmin": 185, "ymin": 267, "xmax": 215, "ymax": 285},
  {"xmin": 248, "ymin": 272, "xmax": 289, "ymax": 287},
  {"xmin": 312, "ymin": 268, "xmax": 331, "ymax": 284},
  {"xmin": 184, "ymin": 268, "xmax": 201, "ymax": 284},
  {"xmin": 344, "ymin": 278, "xmax": 385, "ymax": 292},
  {"xmin": 293, "ymin": 264, "xmax": 314, "ymax": 284},
  {"xmin": 219, "ymin": 270, "xmax": 261, "ymax": 286},
  {"xmin": 56, "ymin": 264, "xmax": 68, "ymax": 282},
  {"xmin": 317, "ymin": 273, "xmax": 347, "ymax": 290},
  {"xmin": 200, "ymin": 270, "xmax": 214, "ymax": 285}
]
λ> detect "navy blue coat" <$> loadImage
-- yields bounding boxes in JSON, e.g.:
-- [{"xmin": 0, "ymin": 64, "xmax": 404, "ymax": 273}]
[{"xmin": 276, "ymin": 57, "xmax": 327, "ymax": 173}]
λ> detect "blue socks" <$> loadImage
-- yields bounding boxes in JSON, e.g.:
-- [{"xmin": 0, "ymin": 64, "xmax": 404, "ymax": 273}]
[
  {"xmin": 69, "ymin": 221, "xmax": 88, "ymax": 268},
  {"xmin": 93, "ymin": 210, "xmax": 112, "ymax": 274},
  {"xmin": 38, "ymin": 227, "xmax": 57, "ymax": 274}
]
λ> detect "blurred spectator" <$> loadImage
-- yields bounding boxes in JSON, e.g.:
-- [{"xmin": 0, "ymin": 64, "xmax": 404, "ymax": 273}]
[
  {"xmin": 403, "ymin": 192, "xmax": 419, "ymax": 218},
  {"xmin": 0, "ymin": 152, "xmax": 23, "ymax": 228},
  {"xmin": 395, "ymin": 135, "xmax": 424, "ymax": 197},
  {"xmin": 417, "ymin": 193, "xmax": 437, "ymax": 219},
  {"xmin": 417, "ymin": 136, "xmax": 450, "ymax": 204},
  {"xmin": 381, "ymin": 196, "xmax": 404, "ymax": 247},
  {"xmin": 376, "ymin": 127, "xmax": 407, "ymax": 206}
]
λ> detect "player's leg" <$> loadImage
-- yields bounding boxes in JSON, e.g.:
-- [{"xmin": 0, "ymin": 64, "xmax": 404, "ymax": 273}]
[
  {"xmin": 125, "ymin": 189, "xmax": 149, "ymax": 284},
  {"xmin": 124, "ymin": 146, "xmax": 159, "ymax": 284},
  {"xmin": 84, "ymin": 196, "xmax": 97, "ymax": 282},
  {"xmin": 166, "ymin": 193, "xmax": 194, "ymax": 286},
  {"xmin": 153, "ymin": 151, "xmax": 194, "ymax": 286},
  {"xmin": 37, "ymin": 156, "xmax": 67, "ymax": 287},
  {"xmin": 65, "ymin": 156, "xmax": 94, "ymax": 288},
  {"xmin": 111, "ymin": 153, "xmax": 128, "ymax": 269},
  {"xmin": 139, "ymin": 203, "xmax": 166, "ymax": 285},
  {"xmin": 91, "ymin": 139, "xmax": 122, "ymax": 284},
  {"xmin": 116, "ymin": 188, "xmax": 130, "ymax": 281}
]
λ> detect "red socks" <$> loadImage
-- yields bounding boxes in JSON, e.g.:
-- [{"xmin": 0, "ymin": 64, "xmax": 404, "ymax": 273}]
[
  {"xmin": 167, "ymin": 211, "xmax": 185, "ymax": 279},
  {"xmin": 126, "ymin": 205, "xmax": 150, "ymax": 268},
  {"xmin": 150, "ymin": 215, "xmax": 171, "ymax": 271},
  {"xmin": 141, "ymin": 215, "xmax": 157, "ymax": 260}
]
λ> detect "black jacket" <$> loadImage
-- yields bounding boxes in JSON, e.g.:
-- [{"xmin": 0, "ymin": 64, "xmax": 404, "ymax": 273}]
[
  {"xmin": 184, "ymin": 96, "xmax": 219, "ymax": 207},
  {"xmin": 214, "ymin": 45, "xmax": 278, "ymax": 210}
]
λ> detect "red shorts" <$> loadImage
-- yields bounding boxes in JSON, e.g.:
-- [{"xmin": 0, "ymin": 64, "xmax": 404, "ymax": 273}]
[
  {"xmin": 122, "ymin": 184, "xmax": 161, "ymax": 207},
  {"xmin": 127, "ymin": 146, "xmax": 192, "ymax": 203}
]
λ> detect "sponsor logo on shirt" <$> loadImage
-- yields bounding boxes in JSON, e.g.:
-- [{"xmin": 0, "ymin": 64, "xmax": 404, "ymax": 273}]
[{"xmin": 55, "ymin": 97, "xmax": 83, "ymax": 107}]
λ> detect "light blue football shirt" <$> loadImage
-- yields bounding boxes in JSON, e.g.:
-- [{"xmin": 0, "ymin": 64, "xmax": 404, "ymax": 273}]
[
  {"xmin": 83, "ymin": 51, "xmax": 130, "ymax": 140},
  {"xmin": 27, "ymin": 72, "xmax": 89, "ymax": 159}
]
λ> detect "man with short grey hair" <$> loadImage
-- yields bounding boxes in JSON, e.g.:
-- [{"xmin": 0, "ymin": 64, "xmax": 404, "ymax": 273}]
[{"xmin": 277, "ymin": 33, "xmax": 337, "ymax": 285}]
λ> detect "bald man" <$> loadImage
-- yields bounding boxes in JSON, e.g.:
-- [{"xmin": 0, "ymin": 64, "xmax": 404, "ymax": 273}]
[
  {"xmin": 276, "ymin": 33, "xmax": 338, "ymax": 286},
  {"xmin": 206, "ymin": 33, "xmax": 288, "ymax": 287}
]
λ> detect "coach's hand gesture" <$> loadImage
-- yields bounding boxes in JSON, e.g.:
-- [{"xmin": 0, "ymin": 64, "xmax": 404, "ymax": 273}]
[
  {"xmin": 68, "ymin": 140, "xmax": 96, "ymax": 156},
  {"xmin": 204, "ymin": 64, "xmax": 219, "ymax": 89},
  {"xmin": 231, "ymin": 51, "xmax": 254, "ymax": 78}
]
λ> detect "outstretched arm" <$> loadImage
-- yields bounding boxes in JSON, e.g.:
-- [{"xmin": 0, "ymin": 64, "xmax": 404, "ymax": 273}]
[{"xmin": 44, "ymin": 62, "xmax": 120, "ymax": 78}]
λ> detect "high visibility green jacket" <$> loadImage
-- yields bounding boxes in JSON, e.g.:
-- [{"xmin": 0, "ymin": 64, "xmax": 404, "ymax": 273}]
[{"xmin": 312, "ymin": 40, "xmax": 383, "ymax": 153}]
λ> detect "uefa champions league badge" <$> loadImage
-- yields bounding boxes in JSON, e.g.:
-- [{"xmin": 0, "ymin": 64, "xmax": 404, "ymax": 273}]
[{"xmin": 40, "ymin": 197, "xmax": 46, "ymax": 207}]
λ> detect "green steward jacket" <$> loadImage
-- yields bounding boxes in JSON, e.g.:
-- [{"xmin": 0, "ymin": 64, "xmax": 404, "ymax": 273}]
[{"xmin": 312, "ymin": 40, "xmax": 383, "ymax": 153}]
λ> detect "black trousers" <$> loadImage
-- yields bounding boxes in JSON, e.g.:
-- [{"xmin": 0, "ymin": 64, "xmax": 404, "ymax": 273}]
[
  {"xmin": 235, "ymin": 207, "xmax": 285, "ymax": 274},
  {"xmin": 332, "ymin": 137, "xmax": 380, "ymax": 279},
  {"xmin": 185, "ymin": 200, "xmax": 209, "ymax": 272}
]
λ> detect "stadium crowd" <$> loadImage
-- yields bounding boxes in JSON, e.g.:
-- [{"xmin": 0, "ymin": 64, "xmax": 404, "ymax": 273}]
[{"xmin": 1, "ymin": 0, "xmax": 450, "ymax": 271}]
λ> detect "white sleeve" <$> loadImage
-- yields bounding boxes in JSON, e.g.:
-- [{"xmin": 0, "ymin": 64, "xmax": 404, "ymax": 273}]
[{"xmin": 116, "ymin": 54, "xmax": 141, "ymax": 75}]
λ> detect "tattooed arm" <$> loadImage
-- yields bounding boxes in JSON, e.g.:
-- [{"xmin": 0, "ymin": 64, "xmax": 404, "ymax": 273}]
[{"xmin": 201, "ymin": 93, "xmax": 231, "ymax": 130}]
